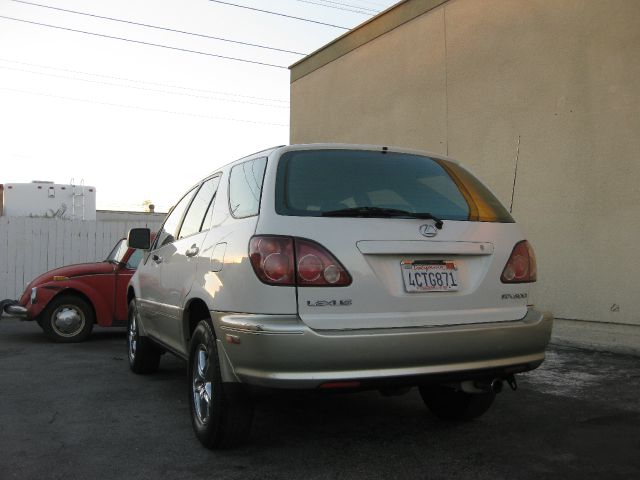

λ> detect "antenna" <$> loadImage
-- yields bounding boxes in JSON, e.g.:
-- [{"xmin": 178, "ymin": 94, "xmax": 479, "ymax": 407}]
[{"xmin": 509, "ymin": 135, "xmax": 521, "ymax": 214}]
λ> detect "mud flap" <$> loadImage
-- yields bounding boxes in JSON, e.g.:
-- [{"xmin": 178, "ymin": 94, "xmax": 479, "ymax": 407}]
[{"xmin": 216, "ymin": 338, "xmax": 241, "ymax": 383}]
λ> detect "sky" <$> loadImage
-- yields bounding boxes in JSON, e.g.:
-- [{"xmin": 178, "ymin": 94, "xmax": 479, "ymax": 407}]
[{"xmin": 0, "ymin": 0, "xmax": 398, "ymax": 212}]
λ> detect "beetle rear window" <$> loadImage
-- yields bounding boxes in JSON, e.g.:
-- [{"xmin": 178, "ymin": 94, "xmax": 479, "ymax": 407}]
[{"xmin": 275, "ymin": 150, "xmax": 513, "ymax": 223}]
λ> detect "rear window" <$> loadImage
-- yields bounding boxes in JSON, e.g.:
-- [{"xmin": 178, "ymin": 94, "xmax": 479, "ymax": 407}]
[{"xmin": 275, "ymin": 150, "xmax": 513, "ymax": 223}]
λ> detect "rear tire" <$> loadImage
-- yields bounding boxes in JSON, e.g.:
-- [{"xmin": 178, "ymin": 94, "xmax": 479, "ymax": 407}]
[
  {"xmin": 41, "ymin": 294, "xmax": 94, "ymax": 343},
  {"xmin": 419, "ymin": 385, "xmax": 495, "ymax": 421},
  {"xmin": 127, "ymin": 299, "xmax": 160, "ymax": 374},
  {"xmin": 189, "ymin": 320, "xmax": 253, "ymax": 449}
]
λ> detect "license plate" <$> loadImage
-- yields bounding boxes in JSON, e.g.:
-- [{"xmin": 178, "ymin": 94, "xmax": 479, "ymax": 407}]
[{"xmin": 401, "ymin": 260, "xmax": 460, "ymax": 293}]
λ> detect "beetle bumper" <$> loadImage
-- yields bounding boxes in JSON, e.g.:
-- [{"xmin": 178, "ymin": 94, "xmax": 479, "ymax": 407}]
[{"xmin": 1, "ymin": 299, "xmax": 27, "ymax": 318}]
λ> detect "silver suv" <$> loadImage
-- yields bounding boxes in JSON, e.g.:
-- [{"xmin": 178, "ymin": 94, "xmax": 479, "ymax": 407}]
[{"xmin": 127, "ymin": 144, "xmax": 553, "ymax": 448}]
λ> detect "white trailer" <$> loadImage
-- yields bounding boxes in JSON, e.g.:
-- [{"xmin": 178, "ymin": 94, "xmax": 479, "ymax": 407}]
[{"xmin": 0, "ymin": 181, "xmax": 96, "ymax": 220}]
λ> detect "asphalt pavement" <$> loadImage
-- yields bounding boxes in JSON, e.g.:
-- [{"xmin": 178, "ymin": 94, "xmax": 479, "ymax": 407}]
[{"xmin": 1, "ymin": 316, "xmax": 639, "ymax": 480}]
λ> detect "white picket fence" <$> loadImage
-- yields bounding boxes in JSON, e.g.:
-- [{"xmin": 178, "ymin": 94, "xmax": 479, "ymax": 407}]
[{"xmin": 0, "ymin": 216, "xmax": 163, "ymax": 300}]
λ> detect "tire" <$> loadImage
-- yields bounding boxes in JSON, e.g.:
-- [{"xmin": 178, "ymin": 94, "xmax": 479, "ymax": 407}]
[
  {"xmin": 127, "ymin": 299, "xmax": 161, "ymax": 374},
  {"xmin": 189, "ymin": 319, "xmax": 253, "ymax": 449},
  {"xmin": 41, "ymin": 294, "xmax": 94, "ymax": 343},
  {"xmin": 419, "ymin": 385, "xmax": 495, "ymax": 421}
]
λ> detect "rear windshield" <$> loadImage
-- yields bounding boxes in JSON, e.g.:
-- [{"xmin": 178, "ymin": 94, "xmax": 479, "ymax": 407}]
[{"xmin": 275, "ymin": 150, "xmax": 514, "ymax": 223}]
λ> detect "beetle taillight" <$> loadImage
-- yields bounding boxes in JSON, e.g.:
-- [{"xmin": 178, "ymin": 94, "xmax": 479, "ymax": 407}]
[
  {"xmin": 249, "ymin": 236, "xmax": 351, "ymax": 287},
  {"xmin": 501, "ymin": 240, "xmax": 537, "ymax": 283}
]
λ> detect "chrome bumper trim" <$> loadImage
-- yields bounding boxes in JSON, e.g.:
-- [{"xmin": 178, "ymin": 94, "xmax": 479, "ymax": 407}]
[{"xmin": 5, "ymin": 305, "xmax": 27, "ymax": 316}]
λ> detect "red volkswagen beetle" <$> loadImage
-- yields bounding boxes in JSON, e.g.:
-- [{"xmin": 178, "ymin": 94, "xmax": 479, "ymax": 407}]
[{"xmin": 2, "ymin": 239, "xmax": 144, "ymax": 342}]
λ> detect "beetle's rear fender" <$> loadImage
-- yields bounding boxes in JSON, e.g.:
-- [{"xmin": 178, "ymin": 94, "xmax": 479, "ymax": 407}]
[{"xmin": 36, "ymin": 284, "xmax": 106, "ymax": 326}]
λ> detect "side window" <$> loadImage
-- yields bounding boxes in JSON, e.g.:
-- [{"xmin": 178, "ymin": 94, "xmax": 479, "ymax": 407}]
[
  {"xmin": 229, "ymin": 157, "xmax": 267, "ymax": 218},
  {"xmin": 202, "ymin": 175, "xmax": 222, "ymax": 229},
  {"xmin": 126, "ymin": 249, "xmax": 144, "ymax": 270},
  {"xmin": 178, "ymin": 176, "xmax": 220, "ymax": 239},
  {"xmin": 155, "ymin": 187, "xmax": 197, "ymax": 248}
]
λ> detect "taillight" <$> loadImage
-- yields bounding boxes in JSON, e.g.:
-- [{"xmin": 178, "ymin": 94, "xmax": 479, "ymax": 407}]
[
  {"xmin": 501, "ymin": 240, "xmax": 537, "ymax": 283},
  {"xmin": 295, "ymin": 238, "xmax": 351, "ymax": 286},
  {"xmin": 249, "ymin": 236, "xmax": 352, "ymax": 287},
  {"xmin": 249, "ymin": 236, "xmax": 295, "ymax": 286}
]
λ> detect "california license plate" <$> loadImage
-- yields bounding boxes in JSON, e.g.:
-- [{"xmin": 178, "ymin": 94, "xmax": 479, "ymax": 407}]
[{"xmin": 401, "ymin": 260, "xmax": 460, "ymax": 293}]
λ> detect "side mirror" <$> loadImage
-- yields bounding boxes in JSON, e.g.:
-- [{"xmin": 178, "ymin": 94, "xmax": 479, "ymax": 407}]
[{"xmin": 128, "ymin": 228, "xmax": 151, "ymax": 250}]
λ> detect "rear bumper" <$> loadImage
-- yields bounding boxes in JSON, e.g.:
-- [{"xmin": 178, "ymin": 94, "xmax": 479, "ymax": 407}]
[
  {"xmin": 0, "ymin": 299, "xmax": 27, "ymax": 318},
  {"xmin": 212, "ymin": 308, "xmax": 553, "ymax": 389},
  {"xmin": 7, "ymin": 305, "xmax": 28, "ymax": 316}
]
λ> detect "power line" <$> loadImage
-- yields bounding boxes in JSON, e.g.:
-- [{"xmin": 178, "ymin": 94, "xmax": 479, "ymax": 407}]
[
  {"xmin": 290, "ymin": 0, "xmax": 378, "ymax": 15},
  {"xmin": 0, "ymin": 87, "xmax": 289, "ymax": 127},
  {"xmin": 346, "ymin": 0, "xmax": 391, "ymax": 9},
  {"xmin": 0, "ymin": 58, "xmax": 289, "ymax": 104},
  {"xmin": 207, "ymin": 0, "xmax": 350, "ymax": 30},
  {"xmin": 0, "ymin": 15, "xmax": 289, "ymax": 69},
  {"xmin": 290, "ymin": 0, "xmax": 371, "ymax": 15},
  {"xmin": 0, "ymin": 65, "xmax": 289, "ymax": 109},
  {"xmin": 10, "ymin": 0, "xmax": 306, "ymax": 56}
]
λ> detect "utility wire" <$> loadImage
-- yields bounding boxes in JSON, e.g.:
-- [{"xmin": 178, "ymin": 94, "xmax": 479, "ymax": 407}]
[
  {"xmin": 0, "ymin": 58, "xmax": 289, "ymax": 103},
  {"xmin": 207, "ymin": 0, "xmax": 350, "ymax": 29},
  {"xmin": 290, "ymin": 0, "xmax": 377, "ymax": 15},
  {"xmin": 0, "ymin": 65, "xmax": 289, "ymax": 109},
  {"xmin": 0, "ymin": 15, "xmax": 289, "ymax": 69},
  {"xmin": 0, "ymin": 87, "xmax": 289, "ymax": 127},
  {"xmin": 9, "ymin": 0, "xmax": 306, "ymax": 56},
  {"xmin": 347, "ymin": 0, "xmax": 390, "ymax": 9},
  {"xmin": 290, "ymin": 0, "xmax": 370, "ymax": 15}
]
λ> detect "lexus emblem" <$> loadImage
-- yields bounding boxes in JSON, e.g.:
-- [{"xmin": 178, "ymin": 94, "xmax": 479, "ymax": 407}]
[{"xmin": 419, "ymin": 224, "xmax": 438, "ymax": 238}]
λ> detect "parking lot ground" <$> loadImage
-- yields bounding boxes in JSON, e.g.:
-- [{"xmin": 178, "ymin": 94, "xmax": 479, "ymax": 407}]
[{"xmin": 1, "ymin": 316, "xmax": 639, "ymax": 480}]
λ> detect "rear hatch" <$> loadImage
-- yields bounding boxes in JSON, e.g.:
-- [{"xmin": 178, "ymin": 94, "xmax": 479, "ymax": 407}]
[{"xmin": 259, "ymin": 147, "xmax": 533, "ymax": 331}]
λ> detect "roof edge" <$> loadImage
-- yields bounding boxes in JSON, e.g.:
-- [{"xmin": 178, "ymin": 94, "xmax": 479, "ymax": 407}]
[{"xmin": 289, "ymin": 0, "xmax": 449, "ymax": 83}]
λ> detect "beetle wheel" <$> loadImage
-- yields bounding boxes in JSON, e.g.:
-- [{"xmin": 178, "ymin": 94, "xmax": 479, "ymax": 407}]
[{"xmin": 41, "ymin": 294, "xmax": 94, "ymax": 343}]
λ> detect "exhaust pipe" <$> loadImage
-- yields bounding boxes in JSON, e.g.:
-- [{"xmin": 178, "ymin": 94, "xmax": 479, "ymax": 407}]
[
  {"xmin": 462, "ymin": 378, "xmax": 504, "ymax": 394},
  {"xmin": 490, "ymin": 379, "xmax": 503, "ymax": 394}
]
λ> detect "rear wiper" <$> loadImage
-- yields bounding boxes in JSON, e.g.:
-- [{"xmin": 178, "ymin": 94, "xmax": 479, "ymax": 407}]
[{"xmin": 322, "ymin": 207, "xmax": 443, "ymax": 229}]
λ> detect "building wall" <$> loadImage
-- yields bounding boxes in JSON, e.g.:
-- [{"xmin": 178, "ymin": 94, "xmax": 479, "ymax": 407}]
[{"xmin": 290, "ymin": 0, "xmax": 640, "ymax": 345}]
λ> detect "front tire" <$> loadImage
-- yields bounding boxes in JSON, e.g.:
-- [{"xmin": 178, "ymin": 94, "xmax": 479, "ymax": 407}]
[
  {"xmin": 189, "ymin": 320, "xmax": 253, "ymax": 449},
  {"xmin": 41, "ymin": 294, "xmax": 94, "ymax": 343},
  {"xmin": 127, "ymin": 299, "xmax": 160, "ymax": 374},
  {"xmin": 419, "ymin": 385, "xmax": 495, "ymax": 421}
]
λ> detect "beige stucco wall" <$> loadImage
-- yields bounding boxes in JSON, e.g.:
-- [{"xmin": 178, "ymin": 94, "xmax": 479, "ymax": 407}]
[{"xmin": 291, "ymin": 0, "xmax": 640, "ymax": 332}]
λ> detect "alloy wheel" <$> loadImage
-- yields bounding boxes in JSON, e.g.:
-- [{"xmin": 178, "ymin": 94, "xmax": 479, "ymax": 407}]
[
  {"xmin": 192, "ymin": 346, "xmax": 213, "ymax": 424},
  {"xmin": 128, "ymin": 310, "xmax": 138, "ymax": 363}
]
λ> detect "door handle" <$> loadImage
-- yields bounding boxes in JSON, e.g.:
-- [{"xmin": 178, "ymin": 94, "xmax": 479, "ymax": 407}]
[
  {"xmin": 152, "ymin": 254, "xmax": 163, "ymax": 264},
  {"xmin": 186, "ymin": 245, "xmax": 200, "ymax": 257}
]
